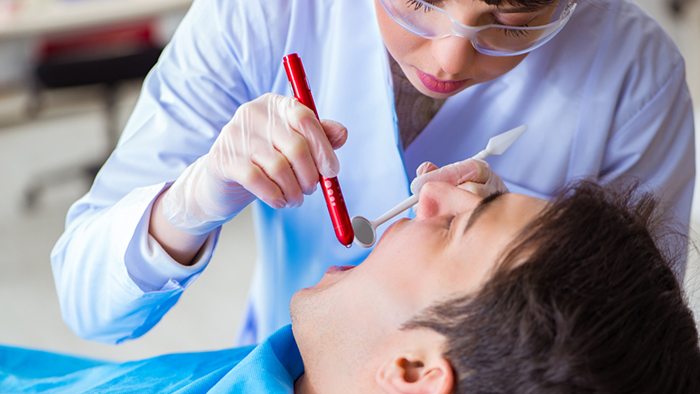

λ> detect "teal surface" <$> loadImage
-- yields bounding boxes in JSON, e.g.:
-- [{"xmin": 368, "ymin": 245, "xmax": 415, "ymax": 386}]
[{"xmin": 0, "ymin": 325, "xmax": 302, "ymax": 393}]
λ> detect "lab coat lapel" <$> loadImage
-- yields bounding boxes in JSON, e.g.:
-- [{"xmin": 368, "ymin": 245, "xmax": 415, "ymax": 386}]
[{"xmin": 313, "ymin": 0, "xmax": 412, "ymax": 241}]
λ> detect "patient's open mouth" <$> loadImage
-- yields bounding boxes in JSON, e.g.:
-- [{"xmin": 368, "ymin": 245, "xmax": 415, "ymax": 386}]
[{"xmin": 325, "ymin": 265, "xmax": 356, "ymax": 274}]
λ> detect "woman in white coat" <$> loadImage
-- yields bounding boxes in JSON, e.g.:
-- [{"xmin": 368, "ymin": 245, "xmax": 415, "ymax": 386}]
[{"xmin": 51, "ymin": 0, "xmax": 695, "ymax": 346}]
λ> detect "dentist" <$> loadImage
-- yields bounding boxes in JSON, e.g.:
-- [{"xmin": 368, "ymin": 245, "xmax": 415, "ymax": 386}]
[{"xmin": 52, "ymin": 0, "xmax": 695, "ymax": 346}]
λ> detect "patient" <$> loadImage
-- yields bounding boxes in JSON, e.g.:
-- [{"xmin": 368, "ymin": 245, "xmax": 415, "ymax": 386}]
[
  {"xmin": 1, "ymin": 180, "xmax": 699, "ymax": 393},
  {"xmin": 292, "ymin": 180, "xmax": 700, "ymax": 394}
]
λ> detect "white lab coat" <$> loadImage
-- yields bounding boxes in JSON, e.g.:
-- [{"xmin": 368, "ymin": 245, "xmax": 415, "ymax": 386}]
[{"xmin": 51, "ymin": 0, "xmax": 695, "ymax": 345}]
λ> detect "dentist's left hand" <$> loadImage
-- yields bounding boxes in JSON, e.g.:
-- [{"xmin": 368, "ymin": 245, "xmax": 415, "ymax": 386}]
[{"xmin": 410, "ymin": 159, "xmax": 508, "ymax": 197}]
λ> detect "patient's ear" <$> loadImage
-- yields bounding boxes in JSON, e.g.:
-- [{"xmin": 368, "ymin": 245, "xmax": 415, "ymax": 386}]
[{"xmin": 376, "ymin": 353, "xmax": 454, "ymax": 394}]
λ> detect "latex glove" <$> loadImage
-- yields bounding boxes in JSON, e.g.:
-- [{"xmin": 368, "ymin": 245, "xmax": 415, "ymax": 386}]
[
  {"xmin": 163, "ymin": 93, "xmax": 347, "ymax": 235},
  {"xmin": 410, "ymin": 159, "xmax": 508, "ymax": 198}
]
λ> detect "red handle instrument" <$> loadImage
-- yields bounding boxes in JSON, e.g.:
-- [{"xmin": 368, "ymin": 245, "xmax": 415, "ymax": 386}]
[{"xmin": 283, "ymin": 53, "xmax": 354, "ymax": 247}]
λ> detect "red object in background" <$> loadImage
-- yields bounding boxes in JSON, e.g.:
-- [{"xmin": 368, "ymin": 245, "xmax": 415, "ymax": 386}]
[
  {"xmin": 33, "ymin": 20, "xmax": 163, "ymax": 89},
  {"xmin": 37, "ymin": 21, "xmax": 156, "ymax": 61},
  {"xmin": 283, "ymin": 53, "xmax": 355, "ymax": 247}
]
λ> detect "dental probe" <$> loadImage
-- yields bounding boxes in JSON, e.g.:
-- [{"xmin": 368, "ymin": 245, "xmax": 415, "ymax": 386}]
[
  {"xmin": 351, "ymin": 124, "xmax": 527, "ymax": 248},
  {"xmin": 283, "ymin": 53, "xmax": 355, "ymax": 247}
]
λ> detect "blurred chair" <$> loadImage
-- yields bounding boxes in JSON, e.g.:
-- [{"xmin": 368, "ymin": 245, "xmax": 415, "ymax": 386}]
[
  {"xmin": 669, "ymin": 0, "xmax": 697, "ymax": 15},
  {"xmin": 24, "ymin": 21, "xmax": 162, "ymax": 208}
]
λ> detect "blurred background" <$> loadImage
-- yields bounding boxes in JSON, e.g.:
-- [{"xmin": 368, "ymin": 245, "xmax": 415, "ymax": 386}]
[{"xmin": 0, "ymin": 0, "xmax": 698, "ymax": 362}]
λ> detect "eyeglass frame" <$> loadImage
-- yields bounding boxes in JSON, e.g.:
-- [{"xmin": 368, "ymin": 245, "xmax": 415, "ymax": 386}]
[{"xmin": 377, "ymin": 0, "xmax": 578, "ymax": 57}]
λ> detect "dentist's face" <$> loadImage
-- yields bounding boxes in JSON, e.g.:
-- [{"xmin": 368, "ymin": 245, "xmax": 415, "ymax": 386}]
[
  {"xmin": 291, "ymin": 182, "xmax": 547, "ymax": 393},
  {"xmin": 374, "ymin": 0, "xmax": 540, "ymax": 98}
]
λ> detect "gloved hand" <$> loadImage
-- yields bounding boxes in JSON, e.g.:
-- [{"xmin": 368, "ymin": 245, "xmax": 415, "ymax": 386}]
[
  {"xmin": 162, "ymin": 93, "xmax": 348, "ymax": 235},
  {"xmin": 410, "ymin": 159, "xmax": 508, "ymax": 198}
]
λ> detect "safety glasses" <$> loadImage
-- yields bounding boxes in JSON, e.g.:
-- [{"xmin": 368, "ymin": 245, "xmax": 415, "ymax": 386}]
[{"xmin": 377, "ymin": 0, "xmax": 577, "ymax": 56}]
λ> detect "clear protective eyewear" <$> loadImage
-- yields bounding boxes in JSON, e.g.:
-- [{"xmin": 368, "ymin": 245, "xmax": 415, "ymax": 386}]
[{"xmin": 378, "ymin": 0, "xmax": 577, "ymax": 57}]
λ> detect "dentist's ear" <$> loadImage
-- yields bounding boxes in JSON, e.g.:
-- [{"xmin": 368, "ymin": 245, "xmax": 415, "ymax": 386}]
[{"xmin": 375, "ymin": 353, "xmax": 454, "ymax": 394}]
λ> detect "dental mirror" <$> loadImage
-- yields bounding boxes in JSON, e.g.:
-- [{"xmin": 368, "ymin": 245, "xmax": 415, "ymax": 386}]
[{"xmin": 351, "ymin": 124, "xmax": 527, "ymax": 248}]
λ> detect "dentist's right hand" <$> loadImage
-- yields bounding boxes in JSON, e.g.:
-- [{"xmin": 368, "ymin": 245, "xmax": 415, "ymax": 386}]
[{"xmin": 161, "ymin": 93, "xmax": 348, "ymax": 237}]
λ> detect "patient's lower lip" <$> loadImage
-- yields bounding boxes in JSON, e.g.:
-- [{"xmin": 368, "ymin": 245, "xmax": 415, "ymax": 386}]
[{"xmin": 325, "ymin": 265, "xmax": 356, "ymax": 274}]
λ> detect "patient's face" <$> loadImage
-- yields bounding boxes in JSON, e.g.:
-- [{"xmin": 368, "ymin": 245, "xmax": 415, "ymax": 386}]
[{"xmin": 291, "ymin": 182, "xmax": 547, "ymax": 393}]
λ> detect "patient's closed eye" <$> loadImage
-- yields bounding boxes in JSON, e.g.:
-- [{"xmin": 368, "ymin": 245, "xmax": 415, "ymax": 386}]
[{"xmin": 446, "ymin": 215, "xmax": 456, "ymax": 229}]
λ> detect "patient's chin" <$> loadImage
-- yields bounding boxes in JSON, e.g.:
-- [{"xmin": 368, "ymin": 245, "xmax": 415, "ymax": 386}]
[
  {"xmin": 289, "ymin": 295, "xmax": 306, "ymax": 342},
  {"xmin": 289, "ymin": 279, "xmax": 342, "ymax": 335},
  {"xmin": 289, "ymin": 290, "xmax": 333, "ymax": 361},
  {"xmin": 289, "ymin": 288, "xmax": 319, "ymax": 330}
]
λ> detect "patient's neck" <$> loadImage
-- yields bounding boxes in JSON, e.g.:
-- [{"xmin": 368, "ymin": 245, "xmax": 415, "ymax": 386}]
[{"xmin": 294, "ymin": 373, "xmax": 318, "ymax": 394}]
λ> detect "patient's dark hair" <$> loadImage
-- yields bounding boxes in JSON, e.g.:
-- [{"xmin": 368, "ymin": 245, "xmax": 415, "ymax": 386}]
[{"xmin": 405, "ymin": 180, "xmax": 700, "ymax": 394}]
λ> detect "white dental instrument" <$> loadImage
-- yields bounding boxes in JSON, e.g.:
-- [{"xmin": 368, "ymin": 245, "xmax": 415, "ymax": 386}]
[{"xmin": 351, "ymin": 124, "xmax": 527, "ymax": 248}]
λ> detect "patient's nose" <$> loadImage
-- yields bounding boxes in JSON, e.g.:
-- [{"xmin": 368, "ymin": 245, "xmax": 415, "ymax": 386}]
[{"xmin": 415, "ymin": 182, "xmax": 481, "ymax": 220}]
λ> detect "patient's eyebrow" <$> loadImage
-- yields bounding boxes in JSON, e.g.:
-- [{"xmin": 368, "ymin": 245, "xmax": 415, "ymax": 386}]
[{"xmin": 463, "ymin": 191, "xmax": 505, "ymax": 235}]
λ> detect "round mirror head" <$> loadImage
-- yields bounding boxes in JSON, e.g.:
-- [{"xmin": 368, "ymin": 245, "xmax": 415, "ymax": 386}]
[{"xmin": 351, "ymin": 216, "xmax": 376, "ymax": 248}]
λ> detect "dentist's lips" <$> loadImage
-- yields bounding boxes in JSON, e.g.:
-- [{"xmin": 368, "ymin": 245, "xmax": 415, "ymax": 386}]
[
  {"xmin": 415, "ymin": 68, "xmax": 469, "ymax": 94},
  {"xmin": 325, "ymin": 265, "xmax": 357, "ymax": 274}
]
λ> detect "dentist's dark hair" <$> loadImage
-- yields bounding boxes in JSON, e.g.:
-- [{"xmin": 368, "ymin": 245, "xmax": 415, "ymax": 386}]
[{"xmin": 405, "ymin": 180, "xmax": 700, "ymax": 394}]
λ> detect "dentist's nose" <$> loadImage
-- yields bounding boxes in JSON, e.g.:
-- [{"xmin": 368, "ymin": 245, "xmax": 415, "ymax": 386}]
[
  {"xmin": 415, "ymin": 182, "xmax": 481, "ymax": 220},
  {"xmin": 431, "ymin": 35, "xmax": 476, "ymax": 76}
]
